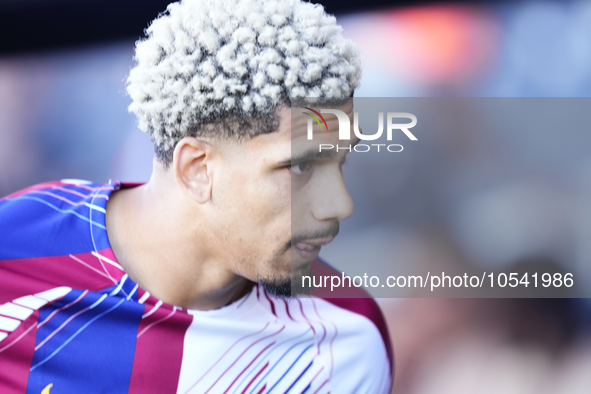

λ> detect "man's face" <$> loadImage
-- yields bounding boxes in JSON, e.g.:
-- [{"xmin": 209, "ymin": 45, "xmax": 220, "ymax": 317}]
[{"xmin": 207, "ymin": 102, "xmax": 355, "ymax": 296}]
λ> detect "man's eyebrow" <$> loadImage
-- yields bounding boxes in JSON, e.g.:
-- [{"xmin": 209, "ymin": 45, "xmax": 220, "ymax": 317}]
[{"xmin": 278, "ymin": 149, "xmax": 338, "ymax": 166}]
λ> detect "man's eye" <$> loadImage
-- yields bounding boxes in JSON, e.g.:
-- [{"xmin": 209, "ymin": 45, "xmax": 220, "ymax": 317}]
[{"xmin": 289, "ymin": 161, "xmax": 312, "ymax": 175}]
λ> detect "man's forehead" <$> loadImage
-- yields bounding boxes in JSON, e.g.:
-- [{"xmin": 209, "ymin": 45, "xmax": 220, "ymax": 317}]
[{"xmin": 239, "ymin": 101, "xmax": 356, "ymax": 160}]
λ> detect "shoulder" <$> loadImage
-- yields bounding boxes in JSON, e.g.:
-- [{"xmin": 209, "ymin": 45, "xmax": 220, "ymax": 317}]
[
  {"xmin": 310, "ymin": 259, "xmax": 393, "ymax": 360},
  {"xmin": 0, "ymin": 179, "xmax": 116, "ymax": 260},
  {"xmin": 307, "ymin": 259, "xmax": 394, "ymax": 391},
  {"xmin": 0, "ymin": 180, "xmax": 124, "ymax": 302}
]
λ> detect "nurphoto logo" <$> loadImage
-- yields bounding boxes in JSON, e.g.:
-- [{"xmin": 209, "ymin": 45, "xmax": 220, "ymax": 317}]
[{"xmin": 303, "ymin": 108, "xmax": 418, "ymax": 153}]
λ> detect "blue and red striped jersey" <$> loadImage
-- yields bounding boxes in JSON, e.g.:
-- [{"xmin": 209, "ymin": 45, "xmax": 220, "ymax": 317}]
[{"xmin": 0, "ymin": 180, "xmax": 392, "ymax": 393}]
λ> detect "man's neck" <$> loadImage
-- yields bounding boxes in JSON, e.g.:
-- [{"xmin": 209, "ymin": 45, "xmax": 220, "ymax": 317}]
[{"xmin": 105, "ymin": 175, "xmax": 251, "ymax": 310}]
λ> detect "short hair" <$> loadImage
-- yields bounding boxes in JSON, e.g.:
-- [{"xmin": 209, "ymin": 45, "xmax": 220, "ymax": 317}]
[{"xmin": 126, "ymin": 0, "xmax": 361, "ymax": 165}]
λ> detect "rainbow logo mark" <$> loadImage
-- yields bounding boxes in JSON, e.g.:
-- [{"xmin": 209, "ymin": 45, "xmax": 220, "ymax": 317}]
[{"xmin": 302, "ymin": 107, "xmax": 328, "ymax": 131}]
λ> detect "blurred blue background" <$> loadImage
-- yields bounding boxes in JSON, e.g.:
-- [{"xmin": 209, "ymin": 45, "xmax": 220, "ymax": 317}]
[{"xmin": 1, "ymin": 1, "xmax": 591, "ymax": 393}]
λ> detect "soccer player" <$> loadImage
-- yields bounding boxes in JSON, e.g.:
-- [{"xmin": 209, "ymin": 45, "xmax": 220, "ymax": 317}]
[{"xmin": 0, "ymin": 0, "xmax": 392, "ymax": 393}]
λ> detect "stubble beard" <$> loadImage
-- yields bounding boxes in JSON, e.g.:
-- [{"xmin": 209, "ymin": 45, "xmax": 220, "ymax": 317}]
[
  {"xmin": 260, "ymin": 222, "xmax": 339, "ymax": 297},
  {"xmin": 260, "ymin": 258, "xmax": 313, "ymax": 297}
]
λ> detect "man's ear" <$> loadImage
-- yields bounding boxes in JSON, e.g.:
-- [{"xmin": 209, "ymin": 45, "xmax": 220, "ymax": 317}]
[{"xmin": 172, "ymin": 137, "xmax": 214, "ymax": 204}]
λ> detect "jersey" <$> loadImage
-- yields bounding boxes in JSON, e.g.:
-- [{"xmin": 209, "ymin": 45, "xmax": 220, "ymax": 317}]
[{"xmin": 0, "ymin": 180, "xmax": 392, "ymax": 394}]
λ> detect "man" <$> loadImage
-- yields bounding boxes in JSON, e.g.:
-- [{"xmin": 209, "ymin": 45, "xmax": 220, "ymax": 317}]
[{"xmin": 0, "ymin": 0, "xmax": 392, "ymax": 392}]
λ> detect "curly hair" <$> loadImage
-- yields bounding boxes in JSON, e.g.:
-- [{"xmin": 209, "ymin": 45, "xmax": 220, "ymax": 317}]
[{"xmin": 126, "ymin": 0, "xmax": 362, "ymax": 164}]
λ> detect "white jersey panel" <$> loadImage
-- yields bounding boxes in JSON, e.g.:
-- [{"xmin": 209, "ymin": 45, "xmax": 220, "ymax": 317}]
[{"xmin": 176, "ymin": 286, "xmax": 391, "ymax": 394}]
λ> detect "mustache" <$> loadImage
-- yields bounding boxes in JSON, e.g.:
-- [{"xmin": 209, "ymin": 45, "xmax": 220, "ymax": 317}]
[{"xmin": 284, "ymin": 222, "xmax": 340, "ymax": 252}]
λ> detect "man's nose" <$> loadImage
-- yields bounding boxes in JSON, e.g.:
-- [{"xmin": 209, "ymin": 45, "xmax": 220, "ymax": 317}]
[{"xmin": 311, "ymin": 168, "xmax": 354, "ymax": 222}]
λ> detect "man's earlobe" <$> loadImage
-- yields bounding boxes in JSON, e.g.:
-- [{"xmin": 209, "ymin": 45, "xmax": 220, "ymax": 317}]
[{"xmin": 173, "ymin": 137, "xmax": 213, "ymax": 204}]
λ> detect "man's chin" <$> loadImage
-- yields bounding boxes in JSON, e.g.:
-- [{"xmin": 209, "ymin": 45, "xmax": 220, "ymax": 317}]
[
  {"xmin": 290, "ymin": 246, "xmax": 318, "ymax": 271},
  {"xmin": 261, "ymin": 280, "xmax": 292, "ymax": 297},
  {"xmin": 260, "ymin": 262, "xmax": 313, "ymax": 297}
]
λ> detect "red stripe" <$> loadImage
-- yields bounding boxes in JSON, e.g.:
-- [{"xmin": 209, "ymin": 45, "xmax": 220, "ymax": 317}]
[
  {"xmin": 224, "ymin": 342, "xmax": 275, "ymax": 393},
  {"xmin": 29, "ymin": 190, "xmax": 95, "ymax": 206},
  {"xmin": 0, "ymin": 311, "xmax": 39, "ymax": 394},
  {"xmin": 93, "ymin": 248, "xmax": 126, "ymax": 279},
  {"xmin": 283, "ymin": 299, "xmax": 294, "ymax": 321},
  {"xmin": 127, "ymin": 306, "xmax": 193, "ymax": 393},
  {"xmin": 50, "ymin": 185, "xmax": 109, "ymax": 199},
  {"xmin": 312, "ymin": 301, "xmax": 333, "ymax": 376},
  {"xmin": 297, "ymin": 299, "xmax": 316, "ymax": 336},
  {"xmin": 204, "ymin": 325, "xmax": 286, "ymax": 393},
  {"xmin": 1, "ymin": 181, "xmax": 66, "ymax": 201},
  {"xmin": 68, "ymin": 255, "xmax": 115, "ymax": 283},
  {"xmin": 308, "ymin": 366, "xmax": 325, "ymax": 386},
  {"xmin": 186, "ymin": 323, "xmax": 270, "ymax": 392},
  {"xmin": 136, "ymin": 306, "xmax": 176, "ymax": 338},
  {"xmin": 312, "ymin": 379, "xmax": 328, "ymax": 394},
  {"xmin": 263, "ymin": 290, "xmax": 276, "ymax": 317},
  {"xmin": 256, "ymin": 383, "xmax": 267, "ymax": 394},
  {"xmin": 315, "ymin": 322, "xmax": 327, "ymax": 356},
  {"xmin": 240, "ymin": 362, "xmax": 269, "ymax": 394},
  {"xmin": 0, "ymin": 250, "xmax": 122, "ymax": 305},
  {"xmin": 72, "ymin": 184, "xmax": 115, "ymax": 192},
  {"xmin": 297, "ymin": 299, "xmax": 326, "ymax": 355}
]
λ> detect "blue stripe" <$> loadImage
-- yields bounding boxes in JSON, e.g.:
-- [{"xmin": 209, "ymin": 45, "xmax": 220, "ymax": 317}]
[
  {"xmin": 30, "ymin": 297, "xmax": 124, "ymax": 372},
  {"xmin": 236, "ymin": 290, "xmax": 251, "ymax": 309},
  {"xmin": 11, "ymin": 196, "xmax": 106, "ymax": 229},
  {"xmin": 27, "ymin": 288, "xmax": 143, "ymax": 394},
  {"xmin": 284, "ymin": 360, "xmax": 313, "ymax": 394},
  {"xmin": 248, "ymin": 338, "xmax": 314, "ymax": 394},
  {"xmin": 126, "ymin": 284, "xmax": 139, "ymax": 301},
  {"xmin": 231, "ymin": 328, "xmax": 311, "ymax": 394},
  {"xmin": 109, "ymin": 274, "xmax": 128, "ymax": 296},
  {"xmin": 267, "ymin": 344, "xmax": 314, "ymax": 393},
  {"xmin": 0, "ymin": 182, "xmax": 114, "ymax": 259},
  {"xmin": 301, "ymin": 382, "xmax": 312, "ymax": 394}
]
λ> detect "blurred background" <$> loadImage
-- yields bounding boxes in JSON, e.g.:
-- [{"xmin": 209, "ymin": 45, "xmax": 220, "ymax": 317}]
[{"xmin": 1, "ymin": 0, "xmax": 591, "ymax": 393}]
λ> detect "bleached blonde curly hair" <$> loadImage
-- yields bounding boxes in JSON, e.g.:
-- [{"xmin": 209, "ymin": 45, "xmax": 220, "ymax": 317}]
[{"xmin": 126, "ymin": 0, "xmax": 361, "ymax": 164}]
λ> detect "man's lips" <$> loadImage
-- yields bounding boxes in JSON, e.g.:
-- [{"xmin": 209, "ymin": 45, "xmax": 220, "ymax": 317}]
[
  {"xmin": 294, "ymin": 242, "xmax": 318, "ymax": 252},
  {"xmin": 295, "ymin": 237, "xmax": 335, "ymax": 248},
  {"xmin": 293, "ymin": 237, "xmax": 334, "ymax": 259}
]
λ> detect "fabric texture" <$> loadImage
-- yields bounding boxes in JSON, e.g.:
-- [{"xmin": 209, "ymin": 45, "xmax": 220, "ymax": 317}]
[{"xmin": 0, "ymin": 180, "xmax": 391, "ymax": 393}]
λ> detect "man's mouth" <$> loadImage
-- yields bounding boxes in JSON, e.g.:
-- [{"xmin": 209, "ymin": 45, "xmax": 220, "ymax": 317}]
[{"xmin": 293, "ymin": 237, "xmax": 334, "ymax": 260}]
